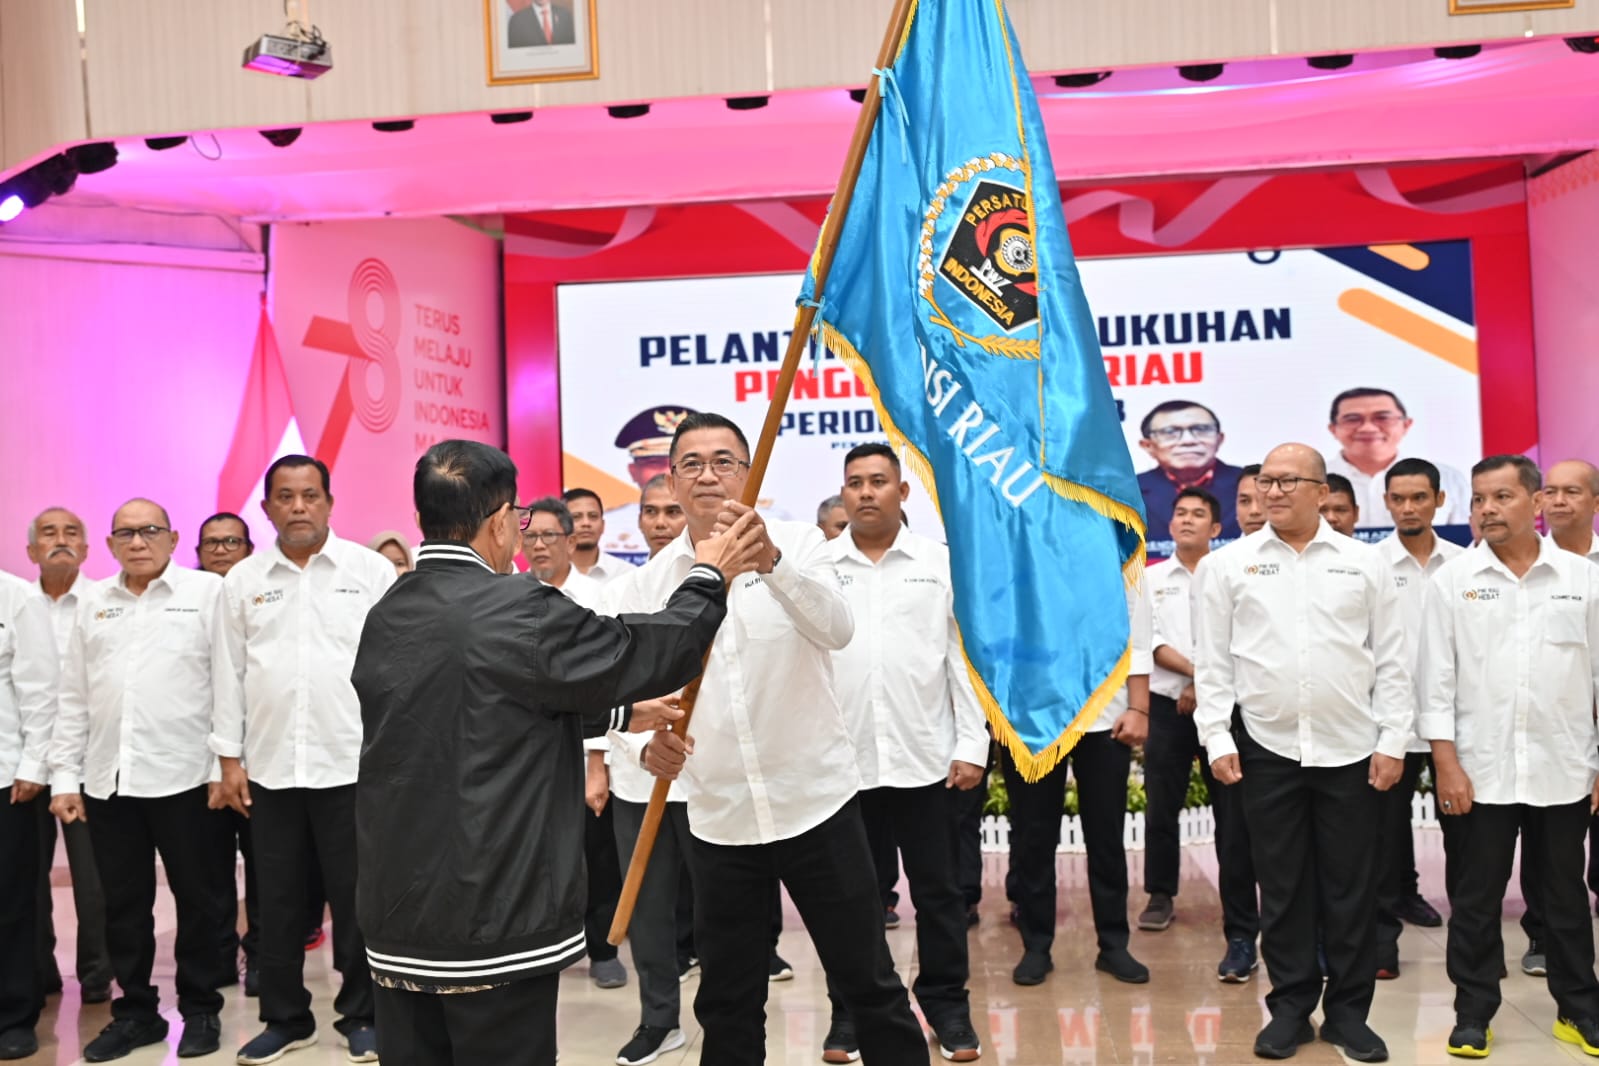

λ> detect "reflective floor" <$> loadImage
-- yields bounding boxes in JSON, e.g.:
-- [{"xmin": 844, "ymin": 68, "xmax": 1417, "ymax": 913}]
[{"xmin": 19, "ymin": 827, "xmax": 1594, "ymax": 1064}]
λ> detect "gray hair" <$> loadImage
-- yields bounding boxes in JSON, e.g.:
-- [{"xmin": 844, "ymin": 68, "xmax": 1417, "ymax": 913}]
[
  {"xmin": 29, "ymin": 506, "xmax": 84, "ymax": 546},
  {"xmin": 816, "ymin": 495, "xmax": 844, "ymax": 523}
]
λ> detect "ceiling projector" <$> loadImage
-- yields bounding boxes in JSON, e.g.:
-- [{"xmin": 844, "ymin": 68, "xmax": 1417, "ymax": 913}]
[{"xmin": 243, "ymin": 29, "xmax": 332, "ymax": 79}]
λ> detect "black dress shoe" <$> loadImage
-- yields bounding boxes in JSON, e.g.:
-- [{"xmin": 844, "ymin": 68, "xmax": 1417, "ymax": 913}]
[
  {"xmin": 1320, "ymin": 1019, "xmax": 1389, "ymax": 1062},
  {"xmin": 1012, "ymin": 947, "xmax": 1053, "ymax": 986},
  {"xmin": 1395, "ymin": 894, "xmax": 1443, "ymax": 928},
  {"xmin": 244, "ymin": 964, "xmax": 260, "ymax": 997},
  {"xmin": 84, "ymin": 1016, "xmax": 169, "ymax": 1062},
  {"xmin": 0, "ymin": 1028, "xmax": 38, "ymax": 1061},
  {"xmin": 1094, "ymin": 947, "xmax": 1150, "ymax": 984},
  {"xmin": 1254, "ymin": 1017, "xmax": 1314, "ymax": 1059},
  {"xmin": 177, "ymin": 1014, "xmax": 221, "ymax": 1059}
]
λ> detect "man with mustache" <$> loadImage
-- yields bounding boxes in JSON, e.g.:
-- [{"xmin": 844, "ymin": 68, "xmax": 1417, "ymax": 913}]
[
  {"xmin": 211, "ymin": 456, "xmax": 396, "ymax": 1064},
  {"xmin": 1421, "ymin": 455, "xmax": 1599, "ymax": 1058},
  {"xmin": 24, "ymin": 507, "xmax": 113, "ymax": 1007},
  {"xmin": 1137, "ymin": 400, "xmax": 1243, "ymax": 542}
]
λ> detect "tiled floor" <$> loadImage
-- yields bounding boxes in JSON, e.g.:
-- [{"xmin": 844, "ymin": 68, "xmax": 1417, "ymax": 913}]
[{"xmin": 18, "ymin": 826, "xmax": 1595, "ymax": 1064}]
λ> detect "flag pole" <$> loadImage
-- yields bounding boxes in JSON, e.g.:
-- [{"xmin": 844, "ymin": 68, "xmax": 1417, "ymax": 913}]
[{"xmin": 608, "ymin": 0, "xmax": 918, "ymax": 947}]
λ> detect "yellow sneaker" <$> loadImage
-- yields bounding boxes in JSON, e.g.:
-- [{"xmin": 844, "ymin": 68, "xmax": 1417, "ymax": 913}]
[
  {"xmin": 1445, "ymin": 1020, "xmax": 1491, "ymax": 1058},
  {"xmin": 1554, "ymin": 1017, "xmax": 1599, "ymax": 1056}
]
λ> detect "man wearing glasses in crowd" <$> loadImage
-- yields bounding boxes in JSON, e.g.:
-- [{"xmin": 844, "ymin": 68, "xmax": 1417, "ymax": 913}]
[
  {"xmin": 1325, "ymin": 387, "xmax": 1471, "ymax": 530},
  {"xmin": 1137, "ymin": 400, "xmax": 1243, "ymax": 541}
]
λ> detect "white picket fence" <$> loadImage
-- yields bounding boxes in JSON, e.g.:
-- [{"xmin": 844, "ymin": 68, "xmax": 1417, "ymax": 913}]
[{"xmin": 978, "ymin": 791, "xmax": 1440, "ymax": 854}]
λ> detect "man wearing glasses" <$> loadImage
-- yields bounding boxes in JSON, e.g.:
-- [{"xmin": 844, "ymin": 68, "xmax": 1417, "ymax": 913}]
[
  {"xmin": 48, "ymin": 499, "xmax": 233, "ymax": 1060},
  {"xmin": 617, "ymin": 412, "xmax": 928, "ymax": 1066},
  {"xmin": 1194, "ymin": 444, "xmax": 1412, "ymax": 1063},
  {"xmin": 196, "ymin": 513, "xmax": 254, "ymax": 578},
  {"xmin": 1325, "ymin": 388, "xmax": 1471, "ymax": 530},
  {"xmin": 1136, "ymin": 400, "xmax": 1243, "ymax": 543},
  {"xmin": 211, "ymin": 455, "xmax": 396, "ymax": 1065}
]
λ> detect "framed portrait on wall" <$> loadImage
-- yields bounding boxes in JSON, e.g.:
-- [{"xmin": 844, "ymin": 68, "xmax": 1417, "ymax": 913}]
[{"xmin": 484, "ymin": 0, "xmax": 599, "ymax": 85}]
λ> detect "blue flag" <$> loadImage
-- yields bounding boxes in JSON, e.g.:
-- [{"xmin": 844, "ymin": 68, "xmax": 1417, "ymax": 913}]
[{"xmin": 800, "ymin": 0, "xmax": 1145, "ymax": 780}]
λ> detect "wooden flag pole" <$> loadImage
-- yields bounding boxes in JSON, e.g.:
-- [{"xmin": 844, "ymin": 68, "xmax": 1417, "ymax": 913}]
[{"xmin": 608, "ymin": 0, "xmax": 918, "ymax": 947}]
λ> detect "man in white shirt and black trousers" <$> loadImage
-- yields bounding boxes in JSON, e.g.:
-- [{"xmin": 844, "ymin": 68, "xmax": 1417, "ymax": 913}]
[
  {"xmin": 1372, "ymin": 458, "xmax": 1460, "ymax": 980},
  {"xmin": 819, "ymin": 443, "xmax": 988, "ymax": 1063},
  {"xmin": 211, "ymin": 456, "xmax": 397, "ymax": 1065},
  {"xmin": 1419, "ymin": 454, "xmax": 1599, "ymax": 1059},
  {"xmin": 1006, "ymin": 565, "xmax": 1151, "ymax": 988},
  {"xmin": 623, "ymin": 412, "xmax": 928, "ymax": 1066},
  {"xmin": 48, "ymin": 498, "xmax": 232, "ymax": 1061},
  {"xmin": 1139, "ymin": 487, "xmax": 1262, "ymax": 983},
  {"xmin": 1195, "ymin": 443, "xmax": 1412, "ymax": 1063},
  {"xmin": 352, "ymin": 439, "xmax": 758, "ymax": 1066},
  {"xmin": 0, "ymin": 566, "xmax": 56, "ymax": 1062}
]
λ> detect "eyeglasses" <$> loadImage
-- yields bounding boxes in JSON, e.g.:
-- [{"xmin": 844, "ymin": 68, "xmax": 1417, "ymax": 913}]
[
  {"xmin": 1146, "ymin": 422, "xmax": 1219, "ymax": 444},
  {"xmin": 673, "ymin": 456, "xmax": 750, "ymax": 479},
  {"xmin": 1254, "ymin": 476, "xmax": 1323, "ymax": 494},
  {"xmin": 482, "ymin": 503, "xmax": 534, "ymax": 531},
  {"xmin": 523, "ymin": 530, "xmax": 567, "ymax": 545},
  {"xmin": 111, "ymin": 525, "xmax": 171, "ymax": 543},
  {"xmin": 201, "ymin": 536, "xmax": 249, "ymax": 552},
  {"xmin": 1334, "ymin": 412, "xmax": 1406, "ymax": 429}
]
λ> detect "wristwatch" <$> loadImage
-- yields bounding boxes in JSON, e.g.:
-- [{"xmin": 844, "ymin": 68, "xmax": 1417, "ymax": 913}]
[{"xmin": 770, "ymin": 548, "xmax": 783, "ymax": 569}]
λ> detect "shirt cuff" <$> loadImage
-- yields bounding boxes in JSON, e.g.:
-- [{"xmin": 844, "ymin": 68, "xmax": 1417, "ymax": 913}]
[
  {"xmin": 1375, "ymin": 727, "xmax": 1410, "ymax": 761},
  {"xmin": 14, "ymin": 757, "xmax": 47, "ymax": 787},
  {"xmin": 583, "ymin": 736, "xmax": 612, "ymax": 753},
  {"xmin": 47, "ymin": 769, "xmax": 78, "ymax": 794},
  {"xmin": 1416, "ymin": 713, "xmax": 1455, "ymax": 744},
  {"xmin": 209, "ymin": 734, "xmax": 244, "ymax": 760},
  {"xmin": 1202, "ymin": 731, "xmax": 1238, "ymax": 764},
  {"xmin": 952, "ymin": 737, "xmax": 991, "ymax": 770}
]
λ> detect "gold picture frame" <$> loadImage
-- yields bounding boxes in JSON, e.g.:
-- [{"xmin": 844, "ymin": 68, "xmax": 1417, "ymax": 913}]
[
  {"xmin": 484, "ymin": 0, "xmax": 599, "ymax": 86},
  {"xmin": 1448, "ymin": 0, "xmax": 1574, "ymax": 14}
]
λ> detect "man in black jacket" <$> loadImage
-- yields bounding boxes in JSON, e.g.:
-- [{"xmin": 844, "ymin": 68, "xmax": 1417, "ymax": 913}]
[{"xmin": 352, "ymin": 439, "xmax": 762, "ymax": 1066}]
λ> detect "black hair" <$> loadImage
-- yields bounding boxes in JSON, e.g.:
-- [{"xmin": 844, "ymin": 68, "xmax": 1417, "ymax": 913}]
[
  {"xmin": 414, "ymin": 440, "xmax": 518, "ymax": 542},
  {"xmin": 669, "ymin": 412, "xmax": 751, "ymax": 461},
  {"xmin": 1173, "ymin": 487, "xmax": 1221, "ymax": 525},
  {"xmin": 1329, "ymin": 387, "xmax": 1407, "ymax": 424},
  {"xmin": 1385, "ymin": 457, "xmax": 1441, "ymax": 493},
  {"xmin": 1139, "ymin": 399, "xmax": 1221, "ymax": 440},
  {"xmin": 265, "ymin": 454, "xmax": 331, "ymax": 496},
  {"xmin": 843, "ymin": 442, "xmax": 900, "ymax": 472},
  {"xmin": 198, "ymin": 512, "xmax": 253, "ymax": 547},
  {"xmin": 1325, "ymin": 473, "xmax": 1357, "ymax": 505},
  {"xmin": 1472, "ymin": 454, "xmax": 1542, "ymax": 496},
  {"xmin": 528, "ymin": 496, "xmax": 575, "ymax": 536},
  {"xmin": 561, "ymin": 487, "xmax": 603, "ymax": 510}
]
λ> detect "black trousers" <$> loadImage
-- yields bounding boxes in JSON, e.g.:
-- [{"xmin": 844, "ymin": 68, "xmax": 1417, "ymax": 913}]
[
  {"xmin": 374, "ymin": 974, "xmax": 558, "ymax": 1066},
  {"xmin": 1442, "ymin": 799, "xmax": 1599, "ymax": 1022},
  {"xmin": 687, "ymin": 799, "xmax": 926, "ymax": 1066},
  {"xmin": 827, "ymin": 783, "xmax": 971, "ymax": 1028},
  {"xmin": 34, "ymin": 794, "xmax": 112, "ymax": 991},
  {"xmin": 865, "ymin": 799, "xmax": 902, "ymax": 910},
  {"xmin": 1004, "ymin": 731, "xmax": 1132, "ymax": 953},
  {"xmin": 83, "ymin": 788, "xmax": 229, "ymax": 1021},
  {"xmin": 584, "ymin": 803, "xmax": 622, "ymax": 964},
  {"xmin": 213, "ymin": 810, "xmax": 260, "ymax": 974},
  {"xmin": 613, "ymin": 798, "xmax": 693, "ymax": 1030},
  {"xmin": 249, "ymin": 782, "xmax": 371, "ymax": 1035},
  {"xmin": 1237, "ymin": 727, "xmax": 1379, "ymax": 1024},
  {"xmin": 0, "ymin": 794, "xmax": 41, "ymax": 1036},
  {"xmin": 1375, "ymin": 753, "xmax": 1427, "ymax": 965},
  {"xmin": 1142, "ymin": 696, "xmax": 1259, "ymax": 943},
  {"xmin": 955, "ymin": 761, "xmax": 989, "ymax": 908}
]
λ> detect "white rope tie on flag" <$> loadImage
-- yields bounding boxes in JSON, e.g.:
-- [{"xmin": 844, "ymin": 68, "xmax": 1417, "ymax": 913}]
[{"xmin": 872, "ymin": 66, "xmax": 912, "ymax": 164}]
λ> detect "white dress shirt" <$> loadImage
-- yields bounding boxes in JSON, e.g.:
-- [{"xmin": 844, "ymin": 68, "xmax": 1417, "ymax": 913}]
[
  {"xmin": 35, "ymin": 572, "xmax": 87, "ymax": 667},
  {"xmin": 211, "ymin": 531, "xmax": 397, "ymax": 789},
  {"xmin": 1094, "ymin": 574, "xmax": 1153, "ymax": 730},
  {"xmin": 1326, "ymin": 452, "xmax": 1471, "ymax": 529},
  {"xmin": 50, "ymin": 565, "xmax": 224, "ymax": 799},
  {"xmin": 1148, "ymin": 558, "xmax": 1198, "ymax": 701},
  {"xmin": 580, "ymin": 553, "xmax": 639, "ymax": 584},
  {"xmin": 552, "ymin": 567, "xmax": 603, "ymax": 610},
  {"xmin": 1194, "ymin": 520, "xmax": 1414, "ymax": 767},
  {"xmin": 0, "ymin": 570, "xmax": 56, "ymax": 790},
  {"xmin": 1417, "ymin": 538, "xmax": 1599, "ymax": 806},
  {"xmin": 828, "ymin": 528, "xmax": 988, "ymax": 790},
  {"xmin": 608, "ymin": 521, "xmax": 859, "ymax": 845},
  {"xmin": 1377, "ymin": 531, "xmax": 1463, "ymax": 753},
  {"xmin": 1546, "ymin": 530, "xmax": 1599, "ymax": 564}
]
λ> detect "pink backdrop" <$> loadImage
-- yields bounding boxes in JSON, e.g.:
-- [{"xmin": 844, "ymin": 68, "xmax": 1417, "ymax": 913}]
[{"xmin": 1530, "ymin": 153, "xmax": 1599, "ymax": 467}]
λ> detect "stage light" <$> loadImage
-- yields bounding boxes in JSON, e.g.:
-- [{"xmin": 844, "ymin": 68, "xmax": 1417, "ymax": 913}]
[
  {"xmin": 607, "ymin": 104, "xmax": 650, "ymax": 119},
  {"xmin": 259, "ymin": 128, "xmax": 302, "ymax": 147},
  {"xmin": 1178, "ymin": 64, "xmax": 1225, "ymax": 82},
  {"xmin": 490, "ymin": 111, "xmax": 533, "ymax": 124},
  {"xmin": 1566, "ymin": 36, "xmax": 1599, "ymax": 54},
  {"xmin": 726, "ymin": 95, "xmax": 769, "ymax": 111},
  {"xmin": 145, "ymin": 136, "xmax": 188, "ymax": 151},
  {"xmin": 1434, "ymin": 45, "xmax": 1481, "ymax": 59},
  {"xmin": 243, "ymin": 23, "xmax": 331, "ymax": 79},
  {"xmin": 848, "ymin": 88, "xmax": 867, "ymax": 104},
  {"xmin": 66, "ymin": 143, "xmax": 118, "ymax": 174},
  {"xmin": 1054, "ymin": 72, "xmax": 1111, "ymax": 88},
  {"xmin": 1307, "ymin": 54, "xmax": 1354, "ymax": 70},
  {"xmin": 0, "ymin": 194, "xmax": 22, "ymax": 223},
  {"xmin": 372, "ymin": 120, "xmax": 414, "ymax": 133}
]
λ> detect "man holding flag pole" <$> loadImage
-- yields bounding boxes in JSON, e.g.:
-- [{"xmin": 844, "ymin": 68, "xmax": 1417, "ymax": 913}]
[{"xmin": 611, "ymin": 0, "xmax": 1144, "ymax": 1060}]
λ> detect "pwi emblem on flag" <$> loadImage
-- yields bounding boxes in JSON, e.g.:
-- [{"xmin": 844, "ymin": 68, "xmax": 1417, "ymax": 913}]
[{"xmin": 918, "ymin": 155, "xmax": 1042, "ymax": 359}]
